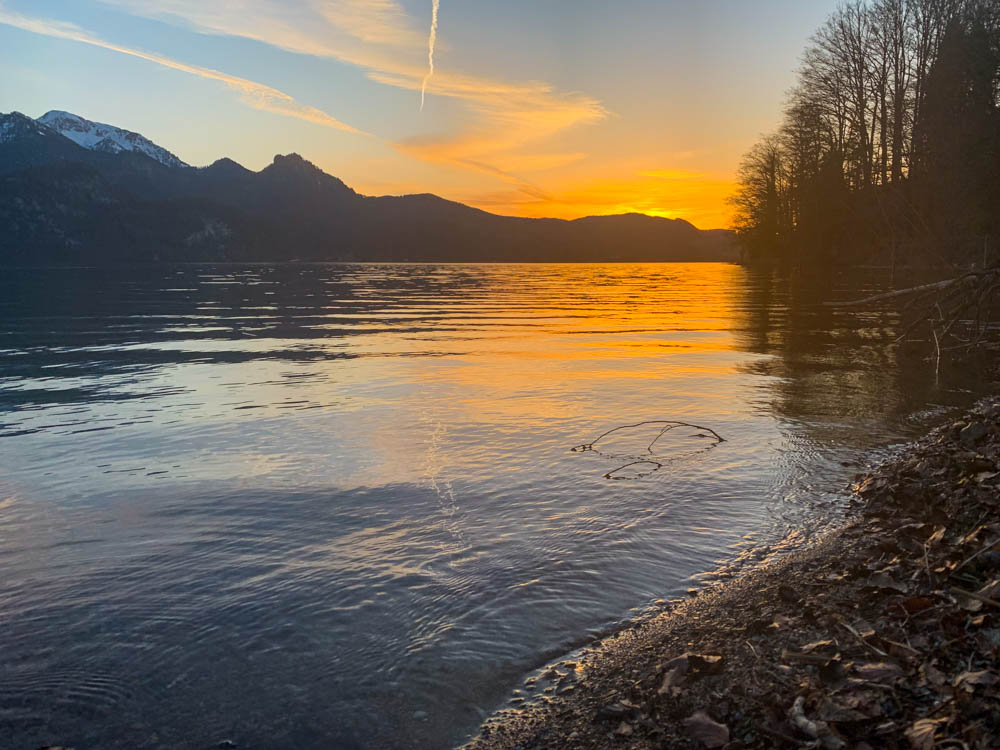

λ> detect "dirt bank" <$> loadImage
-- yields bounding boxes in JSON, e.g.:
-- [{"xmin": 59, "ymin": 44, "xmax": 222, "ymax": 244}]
[{"xmin": 463, "ymin": 398, "xmax": 1000, "ymax": 750}]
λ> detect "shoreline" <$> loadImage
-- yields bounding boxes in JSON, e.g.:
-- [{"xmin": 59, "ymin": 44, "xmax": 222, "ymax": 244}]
[{"xmin": 462, "ymin": 397, "xmax": 1000, "ymax": 750}]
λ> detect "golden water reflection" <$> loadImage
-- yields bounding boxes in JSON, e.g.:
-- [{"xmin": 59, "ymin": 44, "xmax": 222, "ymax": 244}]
[{"xmin": 0, "ymin": 262, "xmax": 992, "ymax": 750}]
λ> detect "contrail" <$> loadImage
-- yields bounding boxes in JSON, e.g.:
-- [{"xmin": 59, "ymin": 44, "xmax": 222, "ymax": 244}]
[{"xmin": 420, "ymin": 0, "xmax": 440, "ymax": 111}]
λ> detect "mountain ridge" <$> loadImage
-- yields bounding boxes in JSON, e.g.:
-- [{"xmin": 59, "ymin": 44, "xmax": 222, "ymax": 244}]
[
  {"xmin": 0, "ymin": 110, "xmax": 739, "ymax": 265},
  {"xmin": 38, "ymin": 110, "xmax": 189, "ymax": 168}
]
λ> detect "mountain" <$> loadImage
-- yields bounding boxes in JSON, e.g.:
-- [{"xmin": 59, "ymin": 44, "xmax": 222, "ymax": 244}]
[
  {"xmin": 38, "ymin": 110, "xmax": 188, "ymax": 168},
  {"xmin": 0, "ymin": 111, "xmax": 96, "ymax": 172},
  {"xmin": 0, "ymin": 110, "xmax": 739, "ymax": 265}
]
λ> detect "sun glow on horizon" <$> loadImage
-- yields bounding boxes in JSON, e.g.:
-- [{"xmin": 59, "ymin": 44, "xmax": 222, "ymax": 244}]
[
  {"xmin": 0, "ymin": 1, "xmax": 831, "ymax": 232},
  {"xmin": 444, "ymin": 169, "xmax": 738, "ymax": 229}
]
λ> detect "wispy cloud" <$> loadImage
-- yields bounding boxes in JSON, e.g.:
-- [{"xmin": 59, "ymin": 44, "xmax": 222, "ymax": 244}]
[
  {"xmin": 382, "ymin": 70, "xmax": 605, "ymax": 192},
  {"xmin": 94, "ymin": 0, "xmax": 607, "ymax": 183},
  {"xmin": 0, "ymin": 5, "xmax": 369, "ymax": 135},
  {"xmin": 5, "ymin": 0, "xmax": 619, "ymax": 213},
  {"xmin": 318, "ymin": 0, "xmax": 423, "ymax": 47},
  {"xmin": 420, "ymin": 0, "xmax": 439, "ymax": 111}
]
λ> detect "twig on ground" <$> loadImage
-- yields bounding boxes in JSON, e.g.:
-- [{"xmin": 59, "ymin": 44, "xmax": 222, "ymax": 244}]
[
  {"xmin": 836, "ymin": 618, "xmax": 889, "ymax": 658},
  {"xmin": 949, "ymin": 587, "xmax": 1000, "ymax": 610}
]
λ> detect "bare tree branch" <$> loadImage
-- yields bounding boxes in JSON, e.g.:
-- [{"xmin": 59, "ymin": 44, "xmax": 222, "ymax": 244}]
[
  {"xmin": 572, "ymin": 420, "xmax": 726, "ymax": 453},
  {"xmin": 823, "ymin": 270, "xmax": 995, "ymax": 307}
]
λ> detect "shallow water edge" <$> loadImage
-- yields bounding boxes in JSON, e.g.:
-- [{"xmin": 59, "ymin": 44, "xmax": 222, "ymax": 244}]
[{"xmin": 463, "ymin": 396, "xmax": 1000, "ymax": 749}]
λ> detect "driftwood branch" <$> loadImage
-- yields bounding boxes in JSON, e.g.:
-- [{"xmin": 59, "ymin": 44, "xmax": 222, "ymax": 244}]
[
  {"xmin": 824, "ymin": 268, "xmax": 1000, "ymax": 364},
  {"xmin": 604, "ymin": 460, "xmax": 663, "ymax": 481},
  {"xmin": 572, "ymin": 420, "xmax": 726, "ymax": 453},
  {"xmin": 822, "ymin": 272, "xmax": 984, "ymax": 308},
  {"xmin": 572, "ymin": 420, "xmax": 726, "ymax": 481}
]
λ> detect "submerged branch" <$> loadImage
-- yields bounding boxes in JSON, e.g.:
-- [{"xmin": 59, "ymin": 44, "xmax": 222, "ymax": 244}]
[
  {"xmin": 603, "ymin": 460, "xmax": 663, "ymax": 481},
  {"xmin": 821, "ymin": 272, "xmax": 990, "ymax": 308},
  {"xmin": 823, "ymin": 269, "xmax": 999, "ymax": 366},
  {"xmin": 572, "ymin": 420, "xmax": 726, "ymax": 481},
  {"xmin": 571, "ymin": 420, "xmax": 726, "ymax": 454}
]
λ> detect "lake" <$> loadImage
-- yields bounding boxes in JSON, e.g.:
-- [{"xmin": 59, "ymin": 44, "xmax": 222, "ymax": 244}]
[{"xmin": 0, "ymin": 262, "xmax": 985, "ymax": 749}]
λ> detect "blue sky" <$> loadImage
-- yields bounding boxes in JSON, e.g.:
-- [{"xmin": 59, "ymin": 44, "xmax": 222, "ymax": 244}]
[{"xmin": 0, "ymin": 1, "xmax": 839, "ymax": 227}]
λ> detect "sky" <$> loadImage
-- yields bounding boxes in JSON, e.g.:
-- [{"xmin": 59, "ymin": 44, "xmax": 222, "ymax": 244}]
[{"xmin": 0, "ymin": 1, "xmax": 839, "ymax": 229}]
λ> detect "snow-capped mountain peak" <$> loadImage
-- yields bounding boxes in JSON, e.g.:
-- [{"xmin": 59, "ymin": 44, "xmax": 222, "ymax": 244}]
[
  {"xmin": 0, "ymin": 111, "xmax": 52, "ymax": 144},
  {"xmin": 38, "ymin": 110, "xmax": 188, "ymax": 168}
]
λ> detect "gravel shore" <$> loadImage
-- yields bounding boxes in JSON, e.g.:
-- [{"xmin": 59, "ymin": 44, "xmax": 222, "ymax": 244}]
[{"xmin": 463, "ymin": 398, "xmax": 1000, "ymax": 750}]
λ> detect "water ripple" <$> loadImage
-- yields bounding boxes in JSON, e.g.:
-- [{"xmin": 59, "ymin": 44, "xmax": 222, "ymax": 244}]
[{"xmin": 0, "ymin": 263, "xmax": 987, "ymax": 749}]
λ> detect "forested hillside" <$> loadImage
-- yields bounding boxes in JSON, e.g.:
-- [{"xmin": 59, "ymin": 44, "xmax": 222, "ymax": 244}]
[{"xmin": 731, "ymin": 0, "xmax": 1000, "ymax": 268}]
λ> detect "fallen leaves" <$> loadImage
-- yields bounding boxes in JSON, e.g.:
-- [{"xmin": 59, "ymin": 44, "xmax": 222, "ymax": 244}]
[
  {"xmin": 865, "ymin": 571, "xmax": 908, "ymax": 593},
  {"xmin": 787, "ymin": 695, "xmax": 845, "ymax": 750},
  {"xmin": 657, "ymin": 666, "xmax": 684, "ymax": 696},
  {"xmin": 683, "ymin": 710, "xmax": 729, "ymax": 748},
  {"xmin": 904, "ymin": 717, "xmax": 947, "ymax": 750},
  {"xmin": 919, "ymin": 661, "xmax": 947, "ymax": 687},
  {"xmin": 854, "ymin": 661, "xmax": 905, "ymax": 685},
  {"xmin": 891, "ymin": 595, "xmax": 936, "ymax": 616},
  {"xmin": 654, "ymin": 652, "xmax": 724, "ymax": 697},
  {"xmin": 953, "ymin": 669, "xmax": 999, "ymax": 691}
]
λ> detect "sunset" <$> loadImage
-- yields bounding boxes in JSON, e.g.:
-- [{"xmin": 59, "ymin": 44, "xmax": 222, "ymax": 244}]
[
  {"xmin": 1, "ymin": 2, "xmax": 999, "ymax": 749},
  {"xmin": 0, "ymin": 1, "xmax": 838, "ymax": 227}
]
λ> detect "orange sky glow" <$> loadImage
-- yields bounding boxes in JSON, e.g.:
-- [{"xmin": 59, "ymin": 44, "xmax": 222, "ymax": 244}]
[{"xmin": 0, "ymin": 2, "xmax": 836, "ymax": 230}]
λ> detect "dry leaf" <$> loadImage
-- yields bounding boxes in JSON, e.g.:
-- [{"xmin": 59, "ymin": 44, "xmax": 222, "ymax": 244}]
[
  {"xmin": 683, "ymin": 710, "xmax": 729, "ymax": 748},
  {"xmin": 926, "ymin": 526, "xmax": 947, "ymax": 546},
  {"xmin": 904, "ymin": 717, "xmax": 946, "ymax": 750},
  {"xmin": 839, "ymin": 689, "xmax": 884, "ymax": 719},
  {"xmin": 801, "ymin": 639, "xmax": 836, "ymax": 653},
  {"xmin": 954, "ymin": 670, "xmax": 1000, "ymax": 691},
  {"xmin": 658, "ymin": 666, "xmax": 685, "ymax": 696},
  {"xmin": 866, "ymin": 572, "xmax": 907, "ymax": 592},
  {"xmin": 687, "ymin": 653, "xmax": 724, "ymax": 676},
  {"xmin": 884, "ymin": 638, "xmax": 921, "ymax": 658},
  {"xmin": 920, "ymin": 662, "xmax": 947, "ymax": 687},
  {"xmin": 772, "ymin": 614, "xmax": 797, "ymax": 629},
  {"xmin": 854, "ymin": 620, "xmax": 877, "ymax": 639},
  {"xmin": 977, "ymin": 578, "xmax": 1000, "ymax": 599},
  {"xmin": 817, "ymin": 697, "xmax": 868, "ymax": 723},
  {"xmin": 855, "ymin": 662, "xmax": 904, "ymax": 684},
  {"xmin": 788, "ymin": 696, "xmax": 846, "ymax": 749}
]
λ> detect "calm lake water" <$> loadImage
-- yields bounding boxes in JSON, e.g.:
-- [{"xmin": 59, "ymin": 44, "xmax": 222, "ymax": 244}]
[{"xmin": 0, "ymin": 263, "xmax": 986, "ymax": 749}]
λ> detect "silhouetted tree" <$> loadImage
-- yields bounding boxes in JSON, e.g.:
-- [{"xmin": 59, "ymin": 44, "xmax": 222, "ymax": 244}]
[
  {"xmin": 913, "ymin": 16, "xmax": 1000, "ymax": 249},
  {"xmin": 729, "ymin": 136, "xmax": 790, "ymax": 260},
  {"xmin": 732, "ymin": 0, "xmax": 1000, "ymax": 268}
]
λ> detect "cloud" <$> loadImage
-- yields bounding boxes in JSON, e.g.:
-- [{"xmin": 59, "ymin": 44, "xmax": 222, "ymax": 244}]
[
  {"xmin": 385, "ymin": 70, "xmax": 605, "ymax": 192},
  {"xmin": 493, "ymin": 153, "xmax": 588, "ymax": 173},
  {"xmin": 318, "ymin": 0, "xmax": 423, "ymax": 46},
  {"xmin": 4, "ymin": 1, "xmax": 641, "ymax": 218},
  {"xmin": 94, "ymin": 0, "xmax": 607, "ymax": 182},
  {"xmin": 0, "ymin": 5, "xmax": 368, "ymax": 135},
  {"xmin": 98, "ymin": 0, "xmax": 425, "ymax": 64}
]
